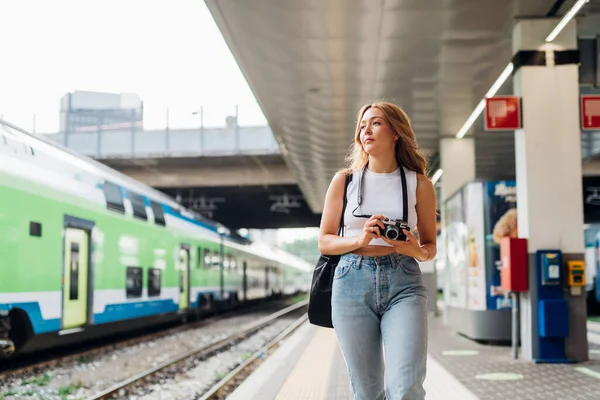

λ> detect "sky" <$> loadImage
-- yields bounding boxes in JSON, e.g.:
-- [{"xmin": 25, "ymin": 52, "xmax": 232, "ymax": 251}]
[
  {"xmin": 0, "ymin": 0, "xmax": 268, "ymax": 132},
  {"xmin": 0, "ymin": 0, "xmax": 318, "ymax": 241},
  {"xmin": 277, "ymin": 228, "xmax": 320, "ymax": 245}
]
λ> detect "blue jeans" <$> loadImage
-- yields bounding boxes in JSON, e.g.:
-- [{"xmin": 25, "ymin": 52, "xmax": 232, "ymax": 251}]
[{"xmin": 331, "ymin": 253, "xmax": 428, "ymax": 400}]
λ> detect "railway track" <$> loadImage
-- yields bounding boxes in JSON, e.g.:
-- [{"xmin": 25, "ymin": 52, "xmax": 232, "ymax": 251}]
[
  {"xmin": 199, "ymin": 312, "xmax": 307, "ymax": 400},
  {"xmin": 0, "ymin": 297, "xmax": 297, "ymax": 382},
  {"xmin": 88, "ymin": 300, "xmax": 308, "ymax": 400}
]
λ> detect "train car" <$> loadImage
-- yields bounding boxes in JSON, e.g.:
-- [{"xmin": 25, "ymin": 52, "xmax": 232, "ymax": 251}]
[{"xmin": 0, "ymin": 119, "xmax": 312, "ymax": 358}]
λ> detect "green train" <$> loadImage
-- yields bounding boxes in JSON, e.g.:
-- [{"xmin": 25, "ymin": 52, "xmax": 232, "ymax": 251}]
[{"xmin": 0, "ymin": 119, "xmax": 312, "ymax": 358}]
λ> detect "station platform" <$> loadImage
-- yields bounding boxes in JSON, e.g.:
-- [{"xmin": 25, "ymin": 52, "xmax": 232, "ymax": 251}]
[{"xmin": 229, "ymin": 313, "xmax": 600, "ymax": 400}]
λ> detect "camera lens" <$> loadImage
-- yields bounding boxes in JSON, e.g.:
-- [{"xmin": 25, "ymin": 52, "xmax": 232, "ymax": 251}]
[{"xmin": 385, "ymin": 226, "xmax": 399, "ymax": 240}]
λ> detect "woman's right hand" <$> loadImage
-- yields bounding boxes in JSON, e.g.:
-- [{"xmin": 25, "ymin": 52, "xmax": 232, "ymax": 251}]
[{"xmin": 355, "ymin": 215, "xmax": 385, "ymax": 248}]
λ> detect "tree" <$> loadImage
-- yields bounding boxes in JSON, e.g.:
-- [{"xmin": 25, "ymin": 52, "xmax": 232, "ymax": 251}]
[{"xmin": 282, "ymin": 236, "xmax": 320, "ymax": 264}]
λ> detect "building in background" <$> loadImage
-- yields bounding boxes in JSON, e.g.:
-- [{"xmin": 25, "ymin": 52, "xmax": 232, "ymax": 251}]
[{"xmin": 60, "ymin": 90, "xmax": 143, "ymax": 133}]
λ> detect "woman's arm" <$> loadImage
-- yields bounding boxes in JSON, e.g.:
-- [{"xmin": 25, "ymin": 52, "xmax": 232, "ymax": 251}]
[
  {"xmin": 318, "ymin": 172, "xmax": 382, "ymax": 255},
  {"xmin": 415, "ymin": 173, "xmax": 438, "ymax": 261}
]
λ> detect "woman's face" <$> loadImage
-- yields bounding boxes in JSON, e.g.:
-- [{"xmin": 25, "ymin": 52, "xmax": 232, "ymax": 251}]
[{"xmin": 358, "ymin": 107, "xmax": 397, "ymax": 157}]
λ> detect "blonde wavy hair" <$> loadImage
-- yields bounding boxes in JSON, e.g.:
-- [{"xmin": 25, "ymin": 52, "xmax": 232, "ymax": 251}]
[{"xmin": 344, "ymin": 102, "xmax": 427, "ymax": 175}]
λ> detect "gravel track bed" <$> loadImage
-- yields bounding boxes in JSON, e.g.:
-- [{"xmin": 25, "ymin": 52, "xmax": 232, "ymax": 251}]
[
  {"xmin": 126, "ymin": 318, "xmax": 296, "ymax": 400},
  {"xmin": 210, "ymin": 318, "xmax": 303, "ymax": 400},
  {"xmin": 0, "ymin": 307, "xmax": 288, "ymax": 400}
]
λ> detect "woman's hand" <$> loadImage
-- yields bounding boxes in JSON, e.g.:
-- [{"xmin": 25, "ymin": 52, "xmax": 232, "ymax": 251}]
[
  {"xmin": 355, "ymin": 215, "xmax": 386, "ymax": 248},
  {"xmin": 381, "ymin": 229, "xmax": 428, "ymax": 261}
]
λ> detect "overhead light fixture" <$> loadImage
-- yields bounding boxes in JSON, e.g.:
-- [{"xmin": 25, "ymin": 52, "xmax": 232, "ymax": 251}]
[
  {"xmin": 431, "ymin": 168, "xmax": 443, "ymax": 185},
  {"xmin": 455, "ymin": 99, "xmax": 487, "ymax": 140},
  {"xmin": 456, "ymin": 62, "xmax": 514, "ymax": 139},
  {"xmin": 545, "ymin": 0, "xmax": 589, "ymax": 42}
]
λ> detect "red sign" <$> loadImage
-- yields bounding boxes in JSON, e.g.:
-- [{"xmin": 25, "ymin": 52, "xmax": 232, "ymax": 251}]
[
  {"xmin": 581, "ymin": 95, "xmax": 600, "ymax": 130},
  {"xmin": 500, "ymin": 237, "xmax": 528, "ymax": 292},
  {"xmin": 484, "ymin": 96, "xmax": 522, "ymax": 131}
]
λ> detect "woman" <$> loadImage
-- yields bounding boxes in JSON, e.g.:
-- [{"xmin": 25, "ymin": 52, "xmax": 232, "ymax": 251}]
[{"xmin": 318, "ymin": 101, "xmax": 437, "ymax": 400}]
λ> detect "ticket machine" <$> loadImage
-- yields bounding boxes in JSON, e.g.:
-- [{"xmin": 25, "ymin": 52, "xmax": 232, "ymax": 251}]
[
  {"xmin": 568, "ymin": 260, "xmax": 586, "ymax": 294},
  {"xmin": 536, "ymin": 250, "xmax": 569, "ymax": 362},
  {"xmin": 500, "ymin": 243, "xmax": 586, "ymax": 363}
]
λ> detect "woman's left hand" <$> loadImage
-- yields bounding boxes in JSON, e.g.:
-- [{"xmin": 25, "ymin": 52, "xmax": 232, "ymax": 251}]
[{"xmin": 381, "ymin": 229, "xmax": 427, "ymax": 261}]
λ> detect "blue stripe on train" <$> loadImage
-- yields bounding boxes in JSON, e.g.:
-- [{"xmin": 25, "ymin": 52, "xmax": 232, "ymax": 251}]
[
  {"xmin": 162, "ymin": 205, "xmax": 222, "ymax": 235},
  {"xmin": 0, "ymin": 290, "xmax": 225, "ymax": 334},
  {"xmin": 92, "ymin": 289, "xmax": 227, "ymax": 324},
  {"xmin": 92, "ymin": 299, "xmax": 179, "ymax": 324},
  {"xmin": 0, "ymin": 303, "xmax": 60, "ymax": 334}
]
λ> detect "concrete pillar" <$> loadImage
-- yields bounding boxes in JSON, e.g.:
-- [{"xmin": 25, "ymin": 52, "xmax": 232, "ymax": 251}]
[
  {"xmin": 440, "ymin": 137, "xmax": 476, "ymax": 202},
  {"xmin": 512, "ymin": 19, "xmax": 588, "ymax": 362},
  {"xmin": 439, "ymin": 137, "xmax": 476, "ymax": 323}
]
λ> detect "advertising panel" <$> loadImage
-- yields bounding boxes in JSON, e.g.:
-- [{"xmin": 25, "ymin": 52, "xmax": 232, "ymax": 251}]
[
  {"xmin": 444, "ymin": 189, "xmax": 468, "ymax": 309},
  {"xmin": 582, "ymin": 176, "xmax": 600, "ymax": 224},
  {"xmin": 484, "ymin": 181, "xmax": 517, "ymax": 310},
  {"xmin": 464, "ymin": 182, "xmax": 486, "ymax": 310}
]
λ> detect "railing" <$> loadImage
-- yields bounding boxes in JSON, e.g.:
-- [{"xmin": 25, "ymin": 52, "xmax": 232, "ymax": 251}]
[{"xmin": 41, "ymin": 125, "xmax": 281, "ymax": 158}]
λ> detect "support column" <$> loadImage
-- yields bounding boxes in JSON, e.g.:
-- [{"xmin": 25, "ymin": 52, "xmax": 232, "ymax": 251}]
[
  {"xmin": 440, "ymin": 137, "xmax": 476, "ymax": 203},
  {"xmin": 439, "ymin": 137, "xmax": 476, "ymax": 325},
  {"xmin": 512, "ymin": 19, "xmax": 588, "ymax": 362}
]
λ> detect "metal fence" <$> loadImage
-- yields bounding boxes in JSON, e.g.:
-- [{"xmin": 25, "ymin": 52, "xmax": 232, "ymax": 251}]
[{"xmin": 42, "ymin": 125, "xmax": 281, "ymax": 159}]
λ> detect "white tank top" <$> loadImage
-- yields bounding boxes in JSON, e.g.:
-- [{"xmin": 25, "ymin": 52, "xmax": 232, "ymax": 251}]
[{"xmin": 342, "ymin": 167, "xmax": 418, "ymax": 247}]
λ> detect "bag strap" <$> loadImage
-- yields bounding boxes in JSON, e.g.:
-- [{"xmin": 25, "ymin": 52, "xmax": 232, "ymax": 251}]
[
  {"xmin": 337, "ymin": 173, "xmax": 352, "ymax": 236},
  {"xmin": 399, "ymin": 165, "xmax": 408, "ymax": 223}
]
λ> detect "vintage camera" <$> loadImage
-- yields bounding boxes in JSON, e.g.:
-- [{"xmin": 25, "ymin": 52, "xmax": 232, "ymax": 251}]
[{"xmin": 380, "ymin": 217, "xmax": 410, "ymax": 241}]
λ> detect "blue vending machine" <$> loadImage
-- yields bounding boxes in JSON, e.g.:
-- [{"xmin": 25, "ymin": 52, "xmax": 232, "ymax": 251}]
[{"xmin": 535, "ymin": 250, "xmax": 570, "ymax": 362}]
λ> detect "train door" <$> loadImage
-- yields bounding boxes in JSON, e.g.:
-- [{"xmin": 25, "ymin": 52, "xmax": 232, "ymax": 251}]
[
  {"xmin": 179, "ymin": 245, "xmax": 191, "ymax": 310},
  {"xmin": 62, "ymin": 228, "xmax": 89, "ymax": 330}
]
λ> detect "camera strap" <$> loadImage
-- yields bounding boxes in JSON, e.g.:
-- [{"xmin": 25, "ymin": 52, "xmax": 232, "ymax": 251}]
[{"xmin": 352, "ymin": 162, "xmax": 408, "ymax": 223}]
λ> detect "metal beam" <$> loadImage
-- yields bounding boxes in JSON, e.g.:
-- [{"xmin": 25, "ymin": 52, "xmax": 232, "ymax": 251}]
[{"xmin": 119, "ymin": 163, "xmax": 295, "ymax": 188}]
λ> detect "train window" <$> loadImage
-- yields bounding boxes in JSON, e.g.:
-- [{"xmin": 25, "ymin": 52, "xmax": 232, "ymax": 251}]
[
  {"xmin": 212, "ymin": 252, "xmax": 220, "ymax": 270},
  {"xmin": 126, "ymin": 267, "xmax": 143, "ymax": 298},
  {"xmin": 204, "ymin": 249, "xmax": 211, "ymax": 269},
  {"xmin": 102, "ymin": 182, "xmax": 125, "ymax": 214},
  {"xmin": 223, "ymin": 255, "xmax": 230, "ymax": 270},
  {"xmin": 196, "ymin": 247, "xmax": 203, "ymax": 269},
  {"xmin": 30, "ymin": 221, "xmax": 42, "ymax": 237},
  {"xmin": 129, "ymin": 191, "xmax": 147, "ymax": 221},
  {"xmin": 230, "ymin": 258, "xmax": 237, "ymax": 273},
  {"xmin": 148, "ymin": 268, "xmax": 161, "ymax": 297},
  {"xmin": 149, "ymin": 200, "xmax": 166, "ymax": 226},
  {"xmin": 70, "ymin": 243, "xmax": 80, "ymax": 300}
]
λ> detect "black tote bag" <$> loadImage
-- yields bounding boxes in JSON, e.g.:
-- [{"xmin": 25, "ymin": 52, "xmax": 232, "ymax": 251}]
[{"xmin": 308, "ymin": 173, "xmax": 352, "ymax": 328}]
